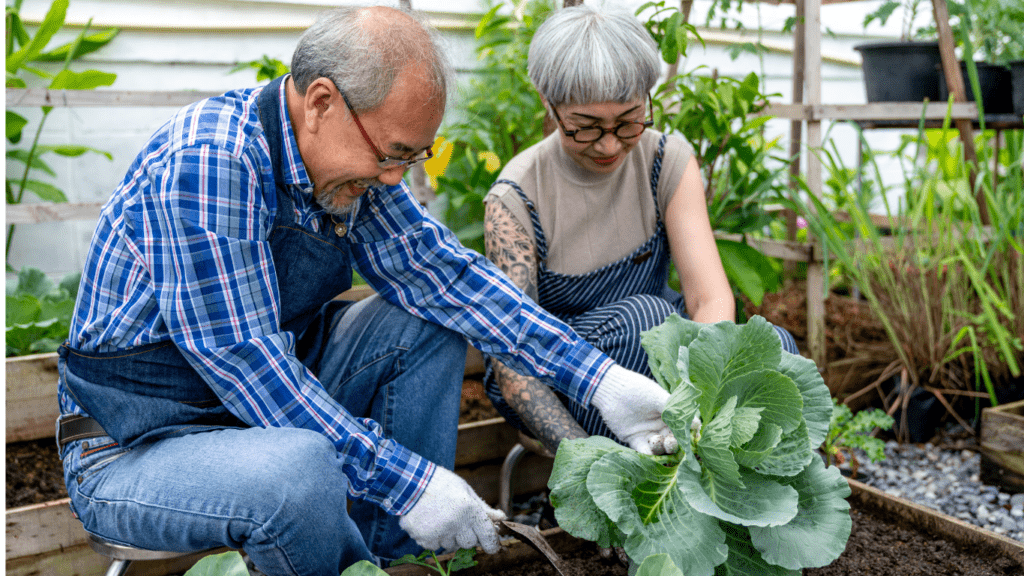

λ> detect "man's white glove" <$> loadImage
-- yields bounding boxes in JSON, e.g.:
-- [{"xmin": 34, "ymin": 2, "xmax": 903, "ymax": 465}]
[
  {"xmin": 591, "ymin": 365, "xmax": 678, "ymax": 455},
  {"xmin": 399, "ymin": 466, "xmax": 506, "ymax": 554}
]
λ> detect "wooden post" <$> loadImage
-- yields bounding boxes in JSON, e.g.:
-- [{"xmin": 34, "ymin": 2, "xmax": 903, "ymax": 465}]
[
  {"xmin": 785, "ymin": 0, "xmax": 806, "ymax": 280},
  {"xmin": 931, "ymin": 0, "xmax": 988, "ymax": 225},
  {"xmin": 803, "ymin": 0, "xmax": 826, "ymax": 367}
]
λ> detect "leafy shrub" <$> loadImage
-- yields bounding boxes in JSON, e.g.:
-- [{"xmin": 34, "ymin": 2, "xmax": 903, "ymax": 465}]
[
  {"xmin": 549, "ymin": 314, "xmax": 850, "ymax": 575},
  {"xmin": 6, "ymin": 267, "xmax": 79, "ymax": 357},
  {"xmin": 6, "ymin": 0, "xmax": 119, "ymax": 261}
]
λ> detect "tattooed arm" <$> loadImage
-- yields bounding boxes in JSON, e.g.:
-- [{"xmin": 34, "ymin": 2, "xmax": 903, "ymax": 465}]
[{"xmin": 484, "ymin": 197, "xmax": 588, "ymax": 453}]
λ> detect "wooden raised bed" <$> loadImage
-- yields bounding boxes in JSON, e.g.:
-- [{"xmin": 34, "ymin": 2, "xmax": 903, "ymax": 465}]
[{"xmin": 980, "ymin": 398, "xmax": 1024, "ymax": 494}]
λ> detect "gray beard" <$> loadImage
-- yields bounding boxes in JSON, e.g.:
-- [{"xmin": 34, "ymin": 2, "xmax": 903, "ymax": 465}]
[{"xmin": 315, "ymin": 179, "xmax": 378, "ymax": 217}]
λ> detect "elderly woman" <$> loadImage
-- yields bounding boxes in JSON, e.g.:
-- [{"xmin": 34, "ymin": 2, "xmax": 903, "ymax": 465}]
[{"xmin": 481, "ymin": 5, "xmax": 800, "ymax": 451}]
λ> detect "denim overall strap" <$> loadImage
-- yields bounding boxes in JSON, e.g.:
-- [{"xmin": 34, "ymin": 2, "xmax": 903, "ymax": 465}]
[
  {"xmin": 498, "ymin": 133, "xmax": 673, "ymax": 320},
  {"xmin": 61, "ymin": 76, "xmax": 355, "ymax": 447}
]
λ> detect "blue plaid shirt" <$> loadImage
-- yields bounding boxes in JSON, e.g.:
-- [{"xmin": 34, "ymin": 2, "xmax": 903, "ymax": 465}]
[{"xmin": 63, "ymin": 80, "xmax": 612, "ymax": 515}]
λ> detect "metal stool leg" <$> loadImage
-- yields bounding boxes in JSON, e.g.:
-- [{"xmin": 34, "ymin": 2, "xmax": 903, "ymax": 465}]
[
  {"xmin": 103, "ymin": 558, "xmax": 132, "ymax": 576},
  {"xmin": 499, "ymin": 443, "xmax": 527, "ymax": 516}
]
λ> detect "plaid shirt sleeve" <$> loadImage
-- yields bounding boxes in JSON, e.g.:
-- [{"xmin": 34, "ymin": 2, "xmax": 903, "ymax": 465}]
[{"xmin": 349, "ymin": 183, "xmax": 613, "ymax": 407}]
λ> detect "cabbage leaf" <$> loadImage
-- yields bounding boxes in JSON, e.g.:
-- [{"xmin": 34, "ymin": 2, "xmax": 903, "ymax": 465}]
[{"xmin": 548, "ymin": 315, "xmax": 850, "ymax": 575}]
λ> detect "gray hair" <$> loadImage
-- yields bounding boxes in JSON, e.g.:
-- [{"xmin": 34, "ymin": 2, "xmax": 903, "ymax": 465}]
[
  {"xmin": 527, "ymin": 4, "xmax": 660, "ymax": 107},
  {"xmin": 290, "ymin": 5, "xmax": 453, "ymax": 112}
]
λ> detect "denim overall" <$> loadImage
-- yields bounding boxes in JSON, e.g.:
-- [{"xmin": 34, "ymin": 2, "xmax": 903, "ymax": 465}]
[
  {"xmin": 56, "ymin": 77, "xmax": 465, "ymax": 574},
  {"xmin": 60, "ymin": 75, "xmax": 354, "ymax": 448}
]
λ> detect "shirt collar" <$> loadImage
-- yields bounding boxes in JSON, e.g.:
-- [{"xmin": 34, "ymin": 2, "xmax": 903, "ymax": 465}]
[{"xmin": 275, "ymin": 74, "xmax": 313, "ymax": 191}]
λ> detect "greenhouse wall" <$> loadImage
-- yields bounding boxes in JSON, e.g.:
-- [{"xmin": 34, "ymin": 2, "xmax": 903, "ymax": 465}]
[{"xmin": 7, "ymin": 0, "xmax": 909, "ymax": 279}]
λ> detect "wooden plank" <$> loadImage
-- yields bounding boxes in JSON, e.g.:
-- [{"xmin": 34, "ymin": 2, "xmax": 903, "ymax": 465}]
[
  {"xmin": 6, "ymin": 89, "xmax": 222, "ymax": 108},
  {"xmin": 5, "ymin": 542, "xmax": 228, "ymax": 576},
  {"xmin": 980, "ymin": 399, "xmax": 1024, "ymax": 492},
  {"xmin": 457, "ymin": 454, "xmax": 554, "ymax": 507},
  {"xmin": 5, "ymin": 498, "xmax": 82, "ymax": 559},
  {"xmin": 761, "ymin": 102, "xmax": 979, "ymax": 121},
  {"xmin": 713, "ymin": 232, "xmax": 816, "ymax": 262},
  {"xmin": 455, "ymin": 418, "xmax": 519, "ymax": 468},
  {"xmin": 6, "ymin": 353, "xmax": 60, "ymax": 443},
  {"xmin": 848, "ymin": 478, "xmax": 1024, "ymax": 565},
  {"xmin": 5, "ymin": 202, "xmax": 103, "ymax": 225}
]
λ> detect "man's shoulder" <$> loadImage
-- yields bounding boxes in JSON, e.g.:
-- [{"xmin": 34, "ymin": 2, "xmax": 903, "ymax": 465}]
[{"xmin": 162, "ymin": 86, "xmax": 266, "ymax": 155}]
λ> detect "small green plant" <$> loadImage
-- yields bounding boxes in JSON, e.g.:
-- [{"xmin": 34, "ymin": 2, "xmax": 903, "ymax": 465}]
[
  {"xmin": 229, "ymin": 55, "xmax": 289, "ymax": 82},
  {"xmin": 822, "ymin": 399, "xmax": 894, "ymax": 478},
  {"xmin": 6, "ymin": 0, "xmax": 119, "ymax": 262},
  {"xmin": 862, "ymin": 0, "xmax": 932, "ymax": 41},
  {"xmin": 183, "ymin": 550, "xmax": 390, "ymax": 576},
  {"xmin": 390, "ymin": 547, "xmax": 478, "ymax": 576},
  {"xmin": 6, "ymin": 266, "xmax": 79, "ymax": 357},
  {"xmin": 549, "ymin": 314, "xmax": 850, "ymax": 575}
]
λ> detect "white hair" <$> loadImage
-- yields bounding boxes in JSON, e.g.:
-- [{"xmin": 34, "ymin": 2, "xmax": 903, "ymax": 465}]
[{"xmin": 527, "ymin": 4, "xmax": 660, "ymax": 107}]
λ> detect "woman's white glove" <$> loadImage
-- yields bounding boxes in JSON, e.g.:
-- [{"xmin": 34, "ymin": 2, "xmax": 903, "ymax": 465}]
[
  {"xmin": 399, "ymin": 466, "xmax": 506, "ymax": 554},
  {"xmin": 591, "ymin": 365, "xmax": 678, "ymax": 455}
]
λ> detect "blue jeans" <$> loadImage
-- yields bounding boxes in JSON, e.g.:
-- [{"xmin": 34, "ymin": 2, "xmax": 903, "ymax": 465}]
[{"xmin": 60, "ymin": 296, "xmax": 467, "ymax": 575}]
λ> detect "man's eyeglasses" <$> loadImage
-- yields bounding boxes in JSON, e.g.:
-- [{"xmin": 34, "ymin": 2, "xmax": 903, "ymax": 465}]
[
  {"xmin": 550, "ymin": 95, "xmax": 654, "ymax": 144},
  {"xmin": 337, "ymin": 87, "xmax": 433, "ymax": 169}
]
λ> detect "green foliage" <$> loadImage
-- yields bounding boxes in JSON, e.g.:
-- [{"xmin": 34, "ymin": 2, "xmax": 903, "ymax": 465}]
[
  {"xmin": 822, "ymin": 399, "xmax": 894, "ymax": 477},
  {"xmin": 431, "ymin": 0, "xmax": 552, "ymax": 255},
  {"xmin": 862, "ymin": 0, "xmax": 933, "ymax": 41},
  {"xmin": 549, "ymin": 314, "xmax": 851, "ymax": 575},
  {"xmin": 6, "ymin": 266, "xmax": 79, "ymax": 357},
  {"xmin": 6, "ymin": 0, "xmax": 119, "ymax": 260},
  {"xmin": 652, "ymin": 69, "xmax": 790, "ymax": 306},
  {"xmin": 636, "ymin": 1, "xmax": 700, "ymax": 65},
  {"xmin": 229, "ymin": 55, "xmax": 289, "ymax": 82},
  {"xmin": 939, "ymin": 0, "xmax": 1024, "ymax": 64},
  {"xmin": 183, "ymin": 551, "xmax": 390, "ymax": 576},
  {"xmin": 790, "ymin": 108, "xmax": 1023, "ymax": 416},
  {"xmin": 390, "ymin": 548, "xmax": 477, "ymax": 576},
  {"xmin": 182, "ymin": 552, "xmax": 251, "ymax": 576}
]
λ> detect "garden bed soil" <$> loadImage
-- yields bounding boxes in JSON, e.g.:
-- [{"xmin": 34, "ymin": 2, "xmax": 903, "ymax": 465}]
[{"xmin": 387, "ymin": 492, "xmax": 1023, "ymax": 576}]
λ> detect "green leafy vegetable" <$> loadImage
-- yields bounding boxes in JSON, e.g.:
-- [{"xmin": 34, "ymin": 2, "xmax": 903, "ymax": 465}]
[
  {"xmin": 823, "ymin": 399, "xmax": 895, "ymax": 477},
  {"xmin": 6, "ymin": 267, "xmax": 80, "ymax": 356},
  {"xmin": 549, "ymin": 314, "xmax": 851, "ymax": 576}
]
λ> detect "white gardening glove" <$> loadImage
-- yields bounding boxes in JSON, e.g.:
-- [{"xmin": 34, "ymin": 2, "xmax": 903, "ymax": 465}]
[
  {"xmin": 591, "ymin": 365, "xmax": 678, "ymax": 455},
  {"xmin": 399, "ymin": 466, "xmax": 506, "ymax": 554}
]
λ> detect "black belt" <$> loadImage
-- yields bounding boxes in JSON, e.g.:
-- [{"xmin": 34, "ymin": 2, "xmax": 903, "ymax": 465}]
[{"xmin": 57, "ymin": 415, "xmax": 110, "ymax": 447}]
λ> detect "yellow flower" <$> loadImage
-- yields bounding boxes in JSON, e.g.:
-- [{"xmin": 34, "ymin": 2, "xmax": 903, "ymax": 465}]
[
  {"xmin": 478, "ymin": 150, "xmax": 501, "ymax": 173},
  {"xmin": 423, "ymin": 136, "xmax": 454, "ymax": 189}
]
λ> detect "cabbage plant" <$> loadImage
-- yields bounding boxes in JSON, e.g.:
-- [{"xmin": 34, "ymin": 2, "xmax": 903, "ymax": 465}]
[{"xmin": 548, "ymin": 315, "xmax": 851, "ymax": 576}]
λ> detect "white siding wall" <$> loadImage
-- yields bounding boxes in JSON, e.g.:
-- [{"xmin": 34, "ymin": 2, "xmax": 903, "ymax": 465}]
[{"xmin": 7, "ymin": 0, "xmax": 907, "ymax": 278}]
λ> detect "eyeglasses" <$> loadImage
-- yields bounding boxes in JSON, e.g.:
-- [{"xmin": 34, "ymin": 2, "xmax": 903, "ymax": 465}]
[
  {"xmin": 550, "ymin": 95, "xmax": 655, "ymax": 144},
  {"xmin": 337, "ymin": 87, "xmax": 433, "ymax": 169}
]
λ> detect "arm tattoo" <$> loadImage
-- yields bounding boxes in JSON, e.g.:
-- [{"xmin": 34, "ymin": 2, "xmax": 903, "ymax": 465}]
[
  {"xmin": 484, "ymin": 198, "xmax": 587, "ymax": 452},
  {"xmin": 484, "ymin": 199, "xmax": 539, "ymax": 301}
]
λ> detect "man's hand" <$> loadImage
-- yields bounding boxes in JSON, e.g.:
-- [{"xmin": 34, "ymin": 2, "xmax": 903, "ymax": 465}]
[
  {"xmin": 399, "ymin": 466, "xmax": 506, "ymax": 554},
  {"xmin": 590, "ymin": 365, "xmax": 678, "ymax": 455}
]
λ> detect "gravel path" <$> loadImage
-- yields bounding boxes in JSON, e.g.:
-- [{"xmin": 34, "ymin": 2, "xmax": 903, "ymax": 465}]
[{"xmin": 859, "ymin": 437, "xmax": 1024, "ymax": 542}]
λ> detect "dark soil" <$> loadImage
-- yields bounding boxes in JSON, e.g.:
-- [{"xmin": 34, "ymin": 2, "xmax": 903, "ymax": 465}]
[
  {"xmin": 454, "ymin": 503, "xmax": 1021, "ymax": 576},
  {"xmin": 806, "ymin": 507, "xmax": 1021, "ymax": 576}
]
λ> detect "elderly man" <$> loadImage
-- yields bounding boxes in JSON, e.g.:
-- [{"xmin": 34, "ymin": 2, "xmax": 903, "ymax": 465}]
[{"xmin": 56, "ymin": 5, "xmax": 676, "ymax": 575}]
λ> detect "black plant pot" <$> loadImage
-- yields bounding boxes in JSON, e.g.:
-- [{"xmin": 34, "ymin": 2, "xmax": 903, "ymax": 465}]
[
  {"xmin": 1011, "ymin": 59, "xmax": 1024, "ymax": 116},
  {"xmin": 854, "ymin": 41, "xmax": 942, "ymax": 102},
  {"xmin": 938, "ymin": 60, "xmax": 1014, "ymax": 114}
]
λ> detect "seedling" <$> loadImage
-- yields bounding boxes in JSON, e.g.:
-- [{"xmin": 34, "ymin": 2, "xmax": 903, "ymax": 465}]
[
  {"xmin": 822, "ymin": 398, "xmax": 894, "ymax": 478},
  {"xmin": 389, "ymin": 547, "xmax": 478, "ymax": 576}
]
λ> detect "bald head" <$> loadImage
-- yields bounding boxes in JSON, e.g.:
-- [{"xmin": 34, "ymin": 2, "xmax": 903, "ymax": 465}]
[{"xmin": 290, "ymin": 5, "xmax": 452, "ymax": 112}]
